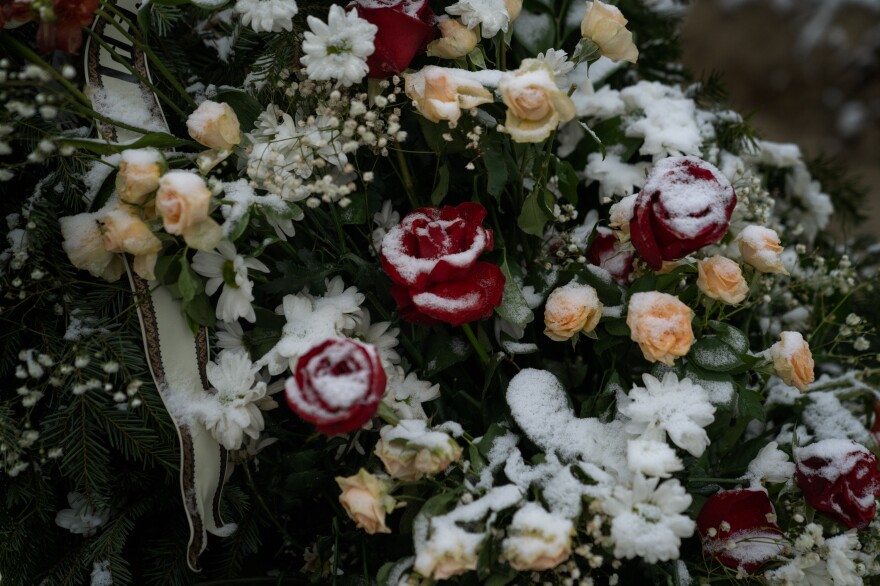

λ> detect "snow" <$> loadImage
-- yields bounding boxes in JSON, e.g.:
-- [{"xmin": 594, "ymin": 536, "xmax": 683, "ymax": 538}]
[
  {"xmin": 583, "ymin": 151, "xmax": 649, "ymax": 200},
  {"xmin": 796, "ymin": 438, "xmax": 872, "ymax": 482},
  {"xmin": 90, "ymin": 88, "xmax": 165, "ymax": 133},
  {"xmin": 81, "ymin": 155, "xmax": 121, "ymax": 205},
  {"xmin": 744, "ymin": 442, "xmax": 795, "ymax": 485},
  {"xmin": 90, "ymin": 561, "xmax": 113, "ymax": 586},
  {"xmin": 220, "ymin": 179, "xmax": 300, "ymax": 236},
  {"xmin": 802, "ymin": 392, "xmax": 873, "ymax": 446},
  {"xmin": 502, "ymin": 341, "xmax": 538, "ymax": 354}
]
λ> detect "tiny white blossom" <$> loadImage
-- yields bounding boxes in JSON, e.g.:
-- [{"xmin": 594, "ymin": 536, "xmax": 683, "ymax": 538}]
[
  {"xmin": 234, "ymin": 0, "xmax": 298, "ymax": 34},
  {"xmin": 55, "ymin": 492, "xmax": 110, "ymax": 536},
  {"xmin": 385, "ymin": 366, "xmax": 441, "ymax": 420},
  {"xmin": 447, "ymin": 0, "xmax": 511, "ymax": 38},
  {"xmin": 192, "ymin": 241, "xmax": 270, "ymax": 323},
  {"xmin": 301, "ymin": 5, "xmax": 377, "ymax": 87}
]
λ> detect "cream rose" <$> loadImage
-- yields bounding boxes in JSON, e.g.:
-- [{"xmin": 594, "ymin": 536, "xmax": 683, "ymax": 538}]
[
  {"xmin": 544, "ymin": 281, "xmax": 602, "ymax": 341},
  {"xmin": 738, "ymin": 225, "xmax": 788, "ymax": 274},
  {"xmin": 609, "ymin": 193, "xmax": 637, "ymax": 238},
  {"xmin": 414, "ymin": 527, "xmax": 481, "ymax": 580},
  {"xmin": 336, "ymin": 469, "xmax": 396, "ymax": 535},
  {"xmin": 375, "ymin": 420, "xmax": 463, "ymax": 481},
  {"xmin": 769, "ymin": 331, "xmax": 815, "ymax": 392},
  {"xmin": 580, "ymin": 1, "xmax": 639, "ymax": 63},
  {"xmin": 404, "ymin": 66, "xmax": 494, "ymax": 124},
  {"xmin": 155, "ymin": 170, "xmax": 222, "ymax": 250},
  {"xmin": 696, "ymin": 255, "xmax": 749, "ymax": 305},
  {"xmin": 503, "ymin": 504, "xmax": 573, "ymax": 571},
  {"xmin": 59, "ymin": 212, "xmax": 125, "ymax": 282},
  {"xmin": 100, "ymin": 207, "xmax": 163, "ymax": 281},
  {"xmin": 627, "ymin": 291, "xmax": 694, "ymax": 365},
  {"xmin": 186, "ymin": 100, "xmax": 241, "ymax": 151},
  {"xmin": 427, "ymin": 18, "xmax": 480, "ymax": 59},
  {"xmin": 505, "ymin": 0, "xmax": 522, "ymax": 22},
  {"xmin": 116, "ymin": 148, "xmax": 163, "ymax": 205},
  {"xmin": 498, "ymin": 59, "xmax": 576, "ymax": 143}
]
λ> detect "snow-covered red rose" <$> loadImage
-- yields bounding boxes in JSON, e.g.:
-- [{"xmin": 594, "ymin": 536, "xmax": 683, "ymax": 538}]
[
  {"xmin": 696, "ymin": 488, "xmax": 784, "ymax": 572},
  {"xmin": 350, "ymin": 0, "xmax": 436, "ymax": 78},
  {"xmin": 587, "ymin": 227, "xmax": 634, "ymax": 284},
  {"xmin": 795, "ymin": 439, "xmax": 880, "ymax": 530},
  {"xmin": 285, "ymin": 337, "xmax": 387, "ymax": 435},
  {"xmin": 630, "ymin": 156, "xmax": 736, "ymax": 271},
  {"xmin": 381, "ymin": 202, "xmax": 504, "ymax": 326}
]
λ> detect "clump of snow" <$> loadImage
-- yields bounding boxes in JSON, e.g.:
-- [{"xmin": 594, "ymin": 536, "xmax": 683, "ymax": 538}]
[
  {"xmin": 91, "ymin": 561, "xmax": 113, "ymax": 586},
  {"xmin": 744, "ymin": 442, "xmax": 795, "ymax": 485},
  {"xmin": 90, "ymin": 88, "xmax": 165, "ymax": 133},
  {"xmin": 796, "ymin": 438, "xmax": 872, "ymax": 482},
  {"xmin": 583, "ymin": 151, "xmax": 650, "ymax": 200}
]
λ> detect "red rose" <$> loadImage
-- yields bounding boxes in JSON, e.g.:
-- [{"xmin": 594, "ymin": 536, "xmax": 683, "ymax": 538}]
[
  {"xmin": 381, "ymin": 202, "xmax": 504, "ymax": 326},
  {"xmin": 285, "ymin": 337, "xmax": 387, "ymax": 436},
  {"xmin": 35, "ymin": 0, "xmax": 99, "ymax": 55},
  {"xmin": 350, "ymin": 0, "xmax": 436, "ymax": 77},
  {"xmin": 696, "ymin": 488, "xmax": 784, "ymax": 572},
  {"xmin": 587, "ymin": 227, "xmax": 633, "ymax": 284},
  {"xmin": 630, "ymin": 156, "xmax": 736, "ymax": 270},
  {"xmin": 796, "ymin": 438, "xmax": 880, "ymax": 530},
  {"xmin": 0, "ymin": 0, "xmax": 33, "ymax": 29}
]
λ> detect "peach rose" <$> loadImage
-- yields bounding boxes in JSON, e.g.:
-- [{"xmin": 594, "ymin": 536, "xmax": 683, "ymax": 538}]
[
  {"xmin": 155, "ymin": 170, "xmax": 222, "ymax": 250},
  {"xmin": 696, "ymin": 255, "xmax": 749, "ymax": 305},
  {"xmin": 59, "ymin": 212, "xmax": 124, "ymax": 282},
  {"xmin": 626, "ymin": 291, "xmax": 694, "ymax": 365},
  {"xmin": 186, "ymin": 100, "xmax": 241, "ymax": 151},
  {"xmin": 101, "ymin": 208, "xmax": 162, "ymax": 258},
  {"xmin": 115, "ymin": 148, "xmax": 163, "ymax": 205},
  {"xmin": 505, "ymin": 0, "xmax": 522, "ymax": 22},
  {"xmin": 336, "ymin": 469, "xmax": 396, "ymax": 535},
  {"xmin": 498, "ymin": 59, "xmax": 576, "ymax": 143},
  {"xmin": 544, "ymin": 281, "xmax": 602, "ymax": 341},
  {"xmin": 738, "ymin": 225, "xmax": 788, "ymax": 275},
  {"xmin": 414, "ymin": 528, "xmax": 480, "ymax": 580},
  {"xmin": 404, "ymin": 66, "xmax": 494, "ymax": 124},
  {"xmin": 426, "ymin": 18, "xmax": 480, "ymax": 59},
  {"xmin": 375, "ymin": 420, "xmax": 463, "ymax": 481},
  {"xmin": 769, "ymin": 331, "xmax": 815, "ymax": 392},
  {"xmin": 580, "ymin": 1, "xmax": 639, "ymax": 63},
  {"xmin": 503, "ymin": 504, "xmax": 573, "ymax": 571}
]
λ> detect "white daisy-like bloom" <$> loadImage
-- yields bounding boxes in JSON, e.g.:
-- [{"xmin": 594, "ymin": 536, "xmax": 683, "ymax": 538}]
[
  {"xmin": 602, "ymin": 474, "xmax": 694, "ymax": 563},
  {"xmin": 352, "ymin": 308, "xmax": 400, "ymax": 367},
  {"xmin": 198, "ymin": 349, "xmax": 267, "ymax": 451},
  {"xmin": 216, "ymin": 320, "xmax": 245, "ymax": 350},
  {"xmin": 536, "ymin": 49, "xmax": 575, "ymax": 82},
  {"xmin": 234, "ymin": 0, "xmax": 298, "ymax": 34},
  {"xmin": 626, "ymin": 427, "xmax": 683, "ymax": 478},
  {"xmin": 192, "ymin": 240, "xmax": 270, "ymax": 323},
  {"xmin": 385, "ymin": 366, "xmax": 441, "ymax": 420},
  {"xmin": 744, "ymin": 441, "xmax": 795, "ymax": 486},
  {"xmin": 55, "ymin": 492, "xmax": 110, "ymax": 536},
  {"xmin": 371, "ymin": 200, "xmax": 400, "ymax": 253},
  {"xmin": 765, "ymin": 531, "xmax": 863, "ymax": 586},
  {"xmin": 301, "ymin": 5, "xmax": 377, "ymax": 87},
  {"xmin": 617, "ymin": 373, "xmax": 715, "ymax": 457},
  {"xmin": 446, "ymin": 0, "xmax": 510, "ymax": 39}
]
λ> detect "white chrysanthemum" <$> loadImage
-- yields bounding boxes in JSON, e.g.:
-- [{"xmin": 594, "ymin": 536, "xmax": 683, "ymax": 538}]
[
  {"xmin": 234, "ymin": 0, "xmax": 298, "ymax": 34},
  {"xmin": 198, "ymin": 349, "xmax": 267, "ymax": 451},
  {"xmin": 352, "ymin": 308, "xmax": 400, "ymax": 367},
  {"xmin": 765, "ymin": 532, "xmax": 863, "ymax": 586},
  {"xmin": 192, "ymin": 240, "xmax": 270, "ymax": 323},
  {"xmin": 626, "ymin": 428, "xmax": 683, "ymax": 478},
  {"xmin": 536, "ymin": 49, "xmax": 575, "ymax": 81},
  {"xmin": 618, "ymin": 373, "xmax": 715, "ymax": 457},
  {"xmin": 744, "ymin": 441, "xmax": 795, "ymax": 485},
  {"xmin": 55, "ymin": 492, "xmax": 110, "ymax": 536},
  {"xmin": 385, "ymin": 366, "xmax": 441, "ymax": 420},
  {"xmin": 216, "ymin": 320, "xmax": 245, "ymax": 350},
  {"xmin": 301, "ymin": 5, "xmax": 377, "ymax": 87},
  {"xmin": 447, "ymin": 0, "xmax": 510, "ymax": 38},
  {"xmin": 602, "ymin": 475, "xmax": 694, "ymax": 563},
  {"xmin": 371, "ymin": 200, "xmax": 400, "ymax": 253}
]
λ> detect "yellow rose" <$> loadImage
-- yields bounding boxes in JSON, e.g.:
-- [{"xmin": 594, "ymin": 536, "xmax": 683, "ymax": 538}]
[
  {"xmin": 375, "ymin": 421, "xmax": 463, "ymax": 481},
  {"xmin": 186, "ymin": 100, "xmax": 241, "ymax": 151},
  {"xmin": 696, "ymin": 255, "xmax": 749, "ymax": 305},
  {"xmin": 498, "ymin": 59, "xmax": 576, "ymax": 143},
  {"xmin": 580, "ymin": 1, "xmax": 639, "ymax": 63},
  {"xmin": 404, "ymin": 66, "xmax": 494, "ymax": 124},
  {"xmin": 336, "ymin": 469, "xmax": 396, "ymax": 535},
  {"xmin": 738, "ymin": 225, "xmax": 788, "ymax": 274},
  {"xmin": 153, "ymin": 170, "xmax": 220, "ymax": 251},
  {"xmin": 101, "ymin": 208, "xmax": 162, "ymax": 258},
  {"xmin": 59, "ymin": 212, "xmax": 125, "ymax": 282},
  {"xmin": 544, "ymin": 281, "xmax": 602, "ymax": 341},
  {"xmin": 626, "ymin": 291, "xmax": 694, "ymax": 365},
  {"xmin": 769, "ymin": 331, "xmax": 815, "ymax": 392},
  {"xmin": 115, "ymin": 148, "xmax": 163, "ymax": 205},
  {"xmin": 503, "ymin": 504, "xmax": 573, "ymax": 571},
  {"xmin": 426, "ymin": 18, "xmax": 480, "ymax": 59}
]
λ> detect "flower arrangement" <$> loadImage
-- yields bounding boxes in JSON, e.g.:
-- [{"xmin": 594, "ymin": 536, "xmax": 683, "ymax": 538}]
[{"xmin": 1, "ymin": 0, "xmax": 879, "ymax": 584}]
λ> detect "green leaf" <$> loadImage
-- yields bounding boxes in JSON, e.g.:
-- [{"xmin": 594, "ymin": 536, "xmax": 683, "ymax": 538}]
[
  {"xmin": 60, "ymin": 133, "xmax": 197, "ymax": 156},
  {"xmin": 226, "ymin": 207, "xmax": 250, "ymax": 242},
  {"xmin": 517, "ymin": 189, "xmax": 553, "ymax": 236},
  {"xmin": 555, "ymin": 157, "xmax": 579, "ymax": 204},
  {"xmin": 88, "ymin": 168, "xmax": 119, "ymax": 212},
  {"xmin": 182, "ymin": 293, "xmax": 215, "ymax": 327},
  {"xmin": 340, "ymin": 192, "xmax": 367, "ymax": 224},
  {"xmin": 496, "ymin": 254, "xmax": 534, "ymax": 328},
  {"xmin": 577, "ymin": 265, "xmax": 623, "ymax": 305},
  {"xmin": 603, "ymin": 318, "xmax": 630, "ymax": 337},
  {"xmin": 683, "ymin": 363, "xmax": 736, "ymax": 406},
  {"xmin": 213, "ymin": 89, "xmax": 263, "ymax": 133},
  {"xmin": 485, "ymin": 148, "xmax": 508, "ymax": 202},
  {"xmin": 177, "ymin": 256, "xmax": 201, "ymax": 302},
  {"xmin": 736, "ymin": 388, "xmax": 766, "ymax": 422},
  {"xmin": 423, "ymin": 330, "xmax": 471, "ymax": 377},
  {"xmin": 708, "ymin": 321, "xmax": 749, "ymax": 354},
  {"xmin": 431, "ymin": 165, "xmax": 450, "ymax": 206},
  {"xmin": 690, "ymin": 336, "xmax": 745, "ymax": 372}
]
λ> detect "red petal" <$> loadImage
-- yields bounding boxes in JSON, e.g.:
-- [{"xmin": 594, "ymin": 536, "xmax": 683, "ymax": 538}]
[
  {"xmin": 629, "ymin": 191, "xmax": 663, "ymax": 270},
  {"xmin": 408, "ymin": 261, "xmax": 504, "ymax": 326},
  {"xmin": 353, "ymin": 5, "xmax": 436, "ymax": 77}
]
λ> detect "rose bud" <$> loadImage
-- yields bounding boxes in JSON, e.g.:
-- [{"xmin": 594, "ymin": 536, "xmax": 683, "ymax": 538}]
[
  {"xmin": 498, "ymin": 59, "xmax": 576, "ymax": 143},
  {"xmin": 696, "ymin": 488, "xmax": 784, "ymax": 572},
  {"xmin": 544, "ymin": 281, "xmax": 603, "ymax": 342},
  {"xmin": 696, "ymin": 255, "xmax": 749, "ymax": 305},
  {"xmin": 426, "ymin": 18, "xmax": 480, "ymax": 59},
  {"xmin": 630, "ymin": 156, "xmax": 737, "ymax": 271},
  {"xmin": 768, "ymin": 331, "xmax": 814, "ymax": 392},
  {"xmin": 502, "ymin": 503, "xmax": 573, "ymax": 571},
  {"xmin": 36, "ymin": 0, "xmax": 99, "ymax": 55},
  {"xmin": 350, "ymin": 0, "xmax": 436, "ymax": 78},
  {"xmin": 156, "ymin": 170, "xmax": 223, "ymax": 251},
  {"xmin": 796, "ymin": 439, "xmax": 880, "ymax": 530},
  {"xmin": 186, "ymin": 100, "xmax": 242, "ymax": 151},
  {"xmin": 116, "ymin": 148, "xmax": 164, "ymax": 206},
  {"xmin": 587, "ymin": 227, "xmax": 634, "ymax": 284},
  {"xmin": 504, "ymin": 0, "xmax": 523, "ymax": 22},
  {"xmin": 374, "ymin": 420, "xmax": 463, "ymax": 481},
  {"xmin": 626, "ymin": 291, "xmax": 694, "ymax": 365},
  {"xmin": 738, "ymin": 225, "xmax": 788, "ymax": 275},
  {"xmin": 404, "ymin": 66, "xmax": 493, "ymax": 124},
  {"xmin": 580, "ymin": 1, "xmax": 639, "ymax": 64},
  {"xmin": 336, "ymin": 469, "xmax": 396, "ymax": 534},
  {"xmin": 285, "ymin": 337, "xmax": 387, "ymax": 435},
  {"xmin": 59, "ymin": 212, "xmax": 124, "ymax": 282}
]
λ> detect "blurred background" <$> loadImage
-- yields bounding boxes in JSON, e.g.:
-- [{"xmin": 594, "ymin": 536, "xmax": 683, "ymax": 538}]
[{"xmin": 678, "ymin": 0, "xmax": 880, "ymax": 234}]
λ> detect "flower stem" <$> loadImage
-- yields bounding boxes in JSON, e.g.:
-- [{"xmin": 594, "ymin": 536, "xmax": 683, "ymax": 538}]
[
  {"xmin": 462, "ymin": 323, "xmax": 490, "ymax": 365},
  {"xmin": 377, "ymin": 401, "xmax": 400, "ymax": 426},
  {"xmin": 394, "ymin": 144, "xmax": 418, "ymax": 209},
  {"xmin": 241, "ymin": 461, "xmax": 296, "ymax": 546}
]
